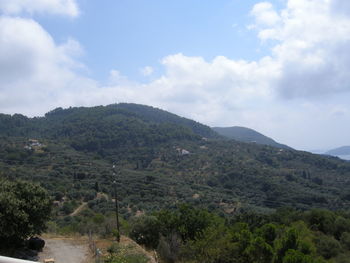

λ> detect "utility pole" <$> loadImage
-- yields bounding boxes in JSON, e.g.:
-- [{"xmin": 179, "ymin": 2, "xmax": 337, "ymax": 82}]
[{"xmin": 112, "ymin": 164, "xmax": 121, "ymax": 242}]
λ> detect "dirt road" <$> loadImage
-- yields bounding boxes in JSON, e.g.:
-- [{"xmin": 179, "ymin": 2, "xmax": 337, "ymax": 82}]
[
  {"xmin": 38, "ymin": 238, "xmax": 90, "ymax": 263},
  {"xmin": 70, "ymin": 202, "xmax": 87, "ymax": 216}
]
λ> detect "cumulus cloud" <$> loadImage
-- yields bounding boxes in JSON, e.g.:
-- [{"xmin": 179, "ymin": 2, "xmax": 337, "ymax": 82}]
[
  {"xmin": 251, "ymin": 0, "xmax": 350, "ymax": 98},
  {"xmin": 2, "ymin": 0, "xmax": 350, "ymax": 150},
  {"xmin": 98, "ymin": 0, "xmax": 350, "ymax": 149},
  {"xmin": 0, "ymin": 0, "xmax": 79, "ymax": 17},
  {"xmin": 95, "ymin": 54, "xmax": 277, "ymax": 127},
  {"xmin": 250, "ymin": 2, "xmax": 280, "ymax": 27},
  {"xmin": 0, "ymin": 16, "xmax": 95, "ymax": 116},
  {"xmin": 106, "ymin": 0, "xmax": 350, "ymax": 118}
]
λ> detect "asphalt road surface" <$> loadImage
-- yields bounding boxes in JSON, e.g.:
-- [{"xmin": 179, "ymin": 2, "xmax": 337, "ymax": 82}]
[{"xmin": 38, "ymin": 238, "xmax": 90, "ymax": 263}]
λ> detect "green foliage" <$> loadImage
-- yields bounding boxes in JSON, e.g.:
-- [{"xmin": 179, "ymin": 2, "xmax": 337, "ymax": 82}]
[
  {"xmin": 274, "ymin": 228, "xmax": 300, "ymax": 263},
  {"xmin": 129, "ymin": 215, "xmax": 160, "ymax": 249},
  {"xmin": 157, "ymin": 204, "xmax": 221, "ymax": 242},
  {"xmin": 282, "ymin": 250, "xmax": 321, "ymax": 263},
  {"xmin": 246, "ymin": 236, "xmax": 274, "ymax": 263},
  {"xmin": 181, "ymin": 224, "xmax": 234, "ymax": 263},
  {"xmin": 306, "ymin": 209, "xmax": 336, "ymax": 234},
  {"xmin": 104, "ymin": 243, "xmax": 149, "ymax": 263},
  {"xmin": 258, "ymin": 223, "xmax": 278, "ymax": 246},
  {"xmin": 126, "ymin": 206, "xmax": 350, "ymax": 263},
  {"xmin": 340, "ymin": 232, "xmax": 350, "ymax": 250},
  {"xmin": 0, "ymin": 179, "xmax": 52, "ymax": 244},
  {"xmin": 1, "ymin": 104, "xmax": 350, "ymax": 218},
  {"xmin": 213, "ymin": 126, "xmax": 291, "ymax": 149},
  {"xmin": 4, "ymin": 104, "xmax": 350, "ymax": 262},
  {"xmin": 105, "ymin": 253, "xmax": 148, "ymax": 263},
  {"xmin": 157, "ymin": 233, "xmax": 182, "ymax": 263},
  {"xmin": 2, "ymin": 104, "xmax": 350, "ymax": 261},
  {"xmin": 314, "ymin": 233, "xmax": 342, "ymax": 259}
]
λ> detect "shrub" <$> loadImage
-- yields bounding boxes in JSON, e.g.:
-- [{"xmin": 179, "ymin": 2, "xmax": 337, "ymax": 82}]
[{"xmin": 129, "ymin": 215, "xmax": 160, "ymax": 249}]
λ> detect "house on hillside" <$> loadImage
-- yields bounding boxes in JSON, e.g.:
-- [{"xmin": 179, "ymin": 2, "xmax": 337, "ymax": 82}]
[
  {"xmin": 24, "ymin": 139, "xmax": 44, "ymax": 150},
  {"xmin": 175, "ymin": 147, "xmax": 190, "ymax": 156}
]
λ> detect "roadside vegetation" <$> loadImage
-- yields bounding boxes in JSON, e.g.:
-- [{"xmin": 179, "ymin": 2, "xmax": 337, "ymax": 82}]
[{"xmin": 101, "ymin": 205, "xmax": 350, "ymax": 263}]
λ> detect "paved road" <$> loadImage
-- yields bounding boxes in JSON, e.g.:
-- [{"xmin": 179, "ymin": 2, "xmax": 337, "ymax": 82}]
[{"xmin": 38, "ymin": 238, "xmax": 90, "ymax": 263}]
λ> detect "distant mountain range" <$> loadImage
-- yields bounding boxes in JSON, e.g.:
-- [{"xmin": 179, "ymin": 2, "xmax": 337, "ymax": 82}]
[
  {"xmin": 326, "ymin": 146, "xmax": 350, "ymax": 156},
  {"xmin": 212, "ymin": 126, "xmax": 292, "ymax": 149},
  {"xmin": 325, "ymin": 146, "xmax": 350, "ymax": 160}
]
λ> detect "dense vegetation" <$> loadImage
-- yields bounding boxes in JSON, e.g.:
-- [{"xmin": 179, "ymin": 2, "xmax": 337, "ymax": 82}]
[
  {"xmin": 126, "ymin": 205, "xmax": 350, "ymax": 263},
  {"xmin": 0, "ymin": 179, "xmax": 52, "ymax": 246},
  {"xmin": 1, "ymin": 104, "xmax": 350, "ymax": 216},
  {"xmin": 1, "ymin": 103, "xmax": 350, "ymax": 261},
  {"xmin": 213, "ymin": 126, "xmax": 291, "ymax": 150}
]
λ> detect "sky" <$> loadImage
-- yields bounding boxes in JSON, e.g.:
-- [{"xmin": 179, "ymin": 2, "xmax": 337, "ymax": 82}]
[{"xmin": 0, "ymin": 0, "xmax": 350, "ymax": 151}]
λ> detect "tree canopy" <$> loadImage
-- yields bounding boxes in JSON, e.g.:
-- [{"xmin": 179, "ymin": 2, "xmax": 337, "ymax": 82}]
[{"xmin": 0, "ymin": 179, "xmax": 52, "ymax": 244}]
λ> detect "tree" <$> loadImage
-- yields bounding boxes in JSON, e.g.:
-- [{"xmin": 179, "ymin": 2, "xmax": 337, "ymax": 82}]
[
  {"xmin": 274, "ymin": 228, "xmax": 299, "ymax": 263},
  {"xmin": 130, "ymin": 215, "xmax": 160, "ymax": 249},
  {"xmin": 258, "ymin": 223, "xmax": 278, "ymax": 245},
  {"xmin": 157, "ymin": 204, "xmax": 220, "ymax": 242},
  {"xmin": 245, "ymin": 237, "xmax": 274, "ymax": 263},
  {"xmin": 282, "ymin": 250, "xmax": 322, "ymax": 263},
  {"xmin": 0, "ymin": 179, "xmax": 52, "ymax": 245},
  {"xmin": 181, "ymin": 224, "xmax": 233, "ymax": 263}
]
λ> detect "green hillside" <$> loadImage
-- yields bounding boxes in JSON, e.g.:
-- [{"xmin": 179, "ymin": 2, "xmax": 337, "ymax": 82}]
[
  {"xmin": 213, "ymin": 126, "xmax": 292, "ymax": 149},
  {"xmin": 1, "ymin": 104, "xmax": 350, "ymax": 216}
]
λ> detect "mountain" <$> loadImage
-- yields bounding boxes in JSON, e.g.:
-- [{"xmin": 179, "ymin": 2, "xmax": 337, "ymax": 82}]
[
  {"xmin": 325, "ymin": 146, "xmax": 350, "ymax": 161},
  {"xmin": 0, "ymin": 103, "xmax": 220, "ymax": 160},
  {"xmin": 212, "ymin": 126, "xmax": 291, "ymax": 149},
  {"xmin": 326, "ymin": 146, "xmax": 350, "ymax": 156},
  {"xmin": 1, "ymin": 103, "xmax": 350, "ymax": 216},
  {"xmin": 0, "ymin": 103, "xmax": 219, "ymax": 139}
]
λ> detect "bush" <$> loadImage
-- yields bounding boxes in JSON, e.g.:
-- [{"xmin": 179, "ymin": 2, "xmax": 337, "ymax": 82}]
[
  {"xmin": 340, "ymin": 232, "xmax": 350, "ymax": 250},
  {"xmin": 315, "ymin": 234, "xmax": 342, "ymax": 259},
  {"xmin": 0, "ymin": 179, "xmax": 52, "ymax": 244},
  {"xmin": 129, "ymin": 215, "xmax": 160, "ymax": 249},
  {"xmin": 157, "ymin": 233, "xmax": 182, "ymax": 263},
  {"xmin": 105, "ymin": 243, "xmax": 149, "ymax": 263}
]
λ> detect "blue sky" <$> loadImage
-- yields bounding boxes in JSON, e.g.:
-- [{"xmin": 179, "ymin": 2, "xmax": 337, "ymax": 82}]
[
  {"xmin": 37, "ymin": 0, "xmax": 273, "ymax": 81},
  {"xmin": 1, "ymin": 0, "xmax": 350, "ymax": 151}
]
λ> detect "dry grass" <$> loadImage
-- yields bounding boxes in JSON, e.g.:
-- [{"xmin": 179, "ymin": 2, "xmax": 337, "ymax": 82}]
[{"xmin": 94, "ymin": 235, "xmax": 157, "ymax": 263}]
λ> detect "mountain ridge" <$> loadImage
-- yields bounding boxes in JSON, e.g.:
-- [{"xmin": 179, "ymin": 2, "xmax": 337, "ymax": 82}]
[
  {"xmin": 1, "ymin": 103, "xmax": 350, "ymax": 214},
  {"xmin": 212, "ymin": 126, "xmax": 292, "ymax": 149}
]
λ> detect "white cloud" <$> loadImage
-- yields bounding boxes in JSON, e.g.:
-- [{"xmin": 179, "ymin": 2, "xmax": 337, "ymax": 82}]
[
  {"xmin": 251, "ymin": 0, "xmax": 350, "ymax": 98},
  {"xmin": 0, "ymin": 0, "xmax": 79, "ymax": 17},
  {"xmin": 140, "ymin": 66, "xmax": 154, "ymax": 76},
  {"xmin": 98, "ymin": 0, "xmax": 350, "ymax": 149},
  {"xmin": 0, "ymin": 16, "xmax": 95, "ymax": 116},
  {"xmin": 251, "ymin": 2, "xmax": 280, "ymax": 27},
  {"xmin": 2, "ymin": 0, "xmax": 350, "ymax": 150},
  {"xmin": 109, "ymin": 70, "xmax": 129, "ymax": 84}
]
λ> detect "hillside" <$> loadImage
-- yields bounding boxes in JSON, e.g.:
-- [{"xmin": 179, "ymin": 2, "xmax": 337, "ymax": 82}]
[
  {"xmin": 0, "ymin": 104, "xmax": 350, "ymax": 217},
  {"xmin": 0, "ymin": 103, "xmax": 218, "ymax": 139},
  {"xmin": 212, "ymin": 126, "xmax": 291, "ymax": 149}
]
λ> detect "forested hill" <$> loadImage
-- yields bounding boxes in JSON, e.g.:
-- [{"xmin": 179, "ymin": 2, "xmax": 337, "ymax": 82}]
[
  {"xmin": 1, "ymin": 103, "xmax": 350, "ymax": 214},
  {"xmin": 0, "ymin": 104, "xmax": 219, "ymax": 160},
  {"xmin": 0, "ymin": 103, "xmax": 218, "ymax": 140},
  {"xmin": 213, "ymin": 126, "xmax": 291, "ymax": 149}
]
